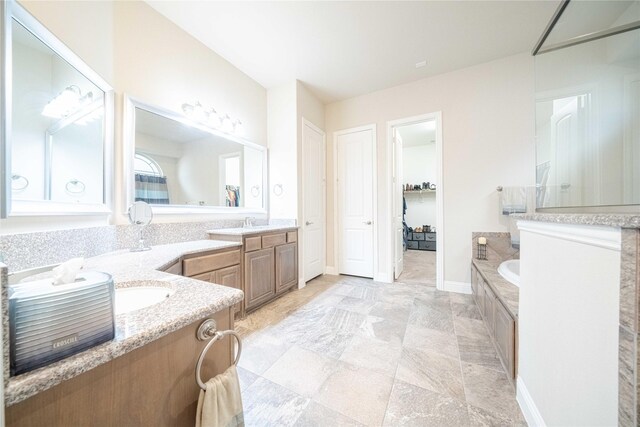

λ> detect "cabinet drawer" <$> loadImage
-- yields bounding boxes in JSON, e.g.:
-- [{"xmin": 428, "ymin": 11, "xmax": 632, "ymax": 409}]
[
  {"xmin": 191, "ymin": 272, "xmax": 212, "ymax": 282},
  {"xmin": 286, "ymin": 231, "xmax": 297, "ymax": 243},
  {"xmin": 419, "ymin": 241, "xmax": 436, "ymax": 251},
  {"xmin": 407, "ymin": 241, "xmax": 419, "ymax": 250},
  {"xmin": 262, "ymin": 233, "xmax": 286, "ymax": 248},
  {"xmin": 183, "ymin": 249, "xmax": 241, "ymax": 277},
  {"xmin": 164, "ymin": 261, "xmax": 182, "ymax": 275},
  {"xmin": 412, "ymin": 233, "xmax": 425, "ymax": 241},
  {"xmin": 425, "ymin": 233, "xmax": 436, "ymax": 241},
  {"xmin": 245, "ymin": 236, "xmax": 262, "ymax": 252}
]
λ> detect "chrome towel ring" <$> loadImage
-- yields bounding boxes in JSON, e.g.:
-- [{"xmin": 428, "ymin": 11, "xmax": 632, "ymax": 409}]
[{"xmin": 195, "ymin": 319, "xmax": 242, "ymax": 390}]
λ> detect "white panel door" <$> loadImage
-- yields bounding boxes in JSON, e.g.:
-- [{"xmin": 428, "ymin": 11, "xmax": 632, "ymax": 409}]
[
  {"xmin": 337, "ymin": 128, "xmax": 374, "ymax": 278},
  {"xmin": 393, "ymin": 130, "xmax": 404, "ymax": 279},
  {"xmin": 303, "ymin": 121, "xmax": 325, "ymax": 282}
]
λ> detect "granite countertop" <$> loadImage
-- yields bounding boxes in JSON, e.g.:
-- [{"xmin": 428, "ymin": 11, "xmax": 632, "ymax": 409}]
[
  {"xmin": 4, "ymin": 240, "xmax": 244, "ymax": 406},
  {"xmin": 512, "ymin": 213, "xmax": 640, "ymax": 229},
  {"xmin": 207, "ymin": 224, "xmax": 299, "ymax": 236},
  {"xmin": 472, "ymin": 258, "xmax": 519, "ymax": 318}
]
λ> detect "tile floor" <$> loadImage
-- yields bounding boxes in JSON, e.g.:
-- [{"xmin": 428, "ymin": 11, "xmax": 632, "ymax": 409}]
[
  {"xmin": 398, "ymin": 250, "xmax": 436, "ymax": 284},
  {"xmin": 235, "ymin": 274, "xmax": 525, "ymax": 426}
]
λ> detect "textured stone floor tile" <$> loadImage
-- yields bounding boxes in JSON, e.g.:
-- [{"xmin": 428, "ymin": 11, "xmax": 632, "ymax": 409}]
[
  {"xmin": 296, "ymin": 326, "xmax": 355, "ymax": 359},
  {"xmin": 467, "ymin": 404, "xmax": 526, "ymax": 427},
  {"xmin": 449, "ymin": 293, "xmax": 476, "ymax": 305},
  {"xmin": 408, "ymin": 305, "xmax": 455, "ymax": 333},
  {"xmin": 403, "ymin": 323, "xmax": 460, "ymax": 360},
  {"xmin": 336, "ymin": 296, "xmax": 377, "ymax": 315},
  {"xmin": 383, "ymin": 379, "xmax": 470, "ymax": 426},
  {"xmin": 348, "ymin": 286, "xmax": 380, "ymax": 301},
  {"xmin": 414, "ymin": 291, "xmax": 451, "ymax": 312},
  {"xmin": 329, "ymin": 284, "xmax": 358, "ymax": 297},
  {"xmin": 457, "ymin": 335, "xmax": 504, "ymax": 372},
  {"xmin": 306, "ymin": 293, "xmax": 345, "ymax": 308},
  {"xmin": 339, "ymin": 334, "xmax": 402, "ymax": 377},
  {"xmin": 451, "ymin": 302, "xmax": 482, "ymax": 320},
  {"xmin": 321, "ymin": 307, "xmax": 367, "ymax": 333},
  {"xmin": 238, "ymin": 332, "xmax": 291, "ymax": 374},
  {"xmin": 358, "ymin": 315, "xmax": 407, "ymax": 345},
  {"xmin": 237, "ymin": 366, "xmax": 259, "ymax": 391},
  {"xmin": 315, "ymin": 362, "xmax": 395, "ymax": 426},
  {"xmin": 263, "ymin": 345, "xmax": 337, "ymax": 397},
  {"xmin": 461, "ymin": 363, "xmax": 519, "ymax": 418},
  {"xmin": 242, "ymin": 377, "xmax": 310, "ymax": 427},
  {"xmin": 396, "ymin": 347, "xmax": 466, "ymax": 401},
  {"xmin": 453, "ymin": 316, "xmax": 491, "ymax": 340},
  {"xmin": 371, "ymin": 301, "xmax": 413, "ymax": 323},
  {"xmin": 294, "ymin": 401, "xmax": 364, "ymax": 427}
]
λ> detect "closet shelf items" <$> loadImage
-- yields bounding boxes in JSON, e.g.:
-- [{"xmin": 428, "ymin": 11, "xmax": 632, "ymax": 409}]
[{"xmin": 403, "ymin": 189, "xmax": 436, "ymax": 195}]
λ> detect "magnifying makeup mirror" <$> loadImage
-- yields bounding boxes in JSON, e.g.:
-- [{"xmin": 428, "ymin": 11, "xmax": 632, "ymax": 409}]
[{"xmin": 128, "ymin": 201, "xmax": 153, "ymax": 251}]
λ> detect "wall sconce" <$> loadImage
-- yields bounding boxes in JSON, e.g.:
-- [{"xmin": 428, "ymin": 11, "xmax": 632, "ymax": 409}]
[
  {"xmin": 181, "ymin": 101, "xmax": 244, "ymax": 136},
  {"xmin": 42, "ymin": 85, "xmax": 93, "ymax": 119}
]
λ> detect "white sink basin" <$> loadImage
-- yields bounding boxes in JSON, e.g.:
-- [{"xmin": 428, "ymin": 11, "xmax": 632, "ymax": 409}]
[
  {"xmin": 498, "ymin": 259, "xmax": 520, "ymax": 288},
  {"xmin": 115, "ymin": 286, "xmax": 174, "ymax": 315}
]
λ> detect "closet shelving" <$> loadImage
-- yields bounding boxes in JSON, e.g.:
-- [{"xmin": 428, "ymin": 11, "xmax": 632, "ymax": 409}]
[{"xmin": 403, "ymin": 189, "xmax": 436, "ymax": 195}]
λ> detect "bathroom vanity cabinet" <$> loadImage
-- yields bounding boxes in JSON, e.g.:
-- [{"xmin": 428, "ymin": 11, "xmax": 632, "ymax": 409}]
[
  {"xmin": 6, "ymin": 308, "xmax": 235, "ymax": 427},
  {"xmin": 208, "ymin": 228, "xmax": 299, "ymax": 315},
  {"xmin": 471, "ymin": 264, "xmax": 517, "ymax": 380},
  {"xmin": 181, "ymin": 248, "xmax": 243, "ymax": 315}
]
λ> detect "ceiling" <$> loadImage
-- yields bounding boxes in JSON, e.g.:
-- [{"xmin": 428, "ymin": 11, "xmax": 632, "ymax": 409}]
[{"xmin": 147, "ymin": 0, "xmax": 561, "ymax": 103}]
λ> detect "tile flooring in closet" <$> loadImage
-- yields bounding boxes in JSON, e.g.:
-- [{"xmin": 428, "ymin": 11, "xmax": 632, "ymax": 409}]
[{"xmin": 234, "ymin": 274, "xmax": 525, "ymax": 426}]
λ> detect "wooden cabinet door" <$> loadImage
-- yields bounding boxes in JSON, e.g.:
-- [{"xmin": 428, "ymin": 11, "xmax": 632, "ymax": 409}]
[
  {"xmin": 471, "ymin": 267, "xmax": 478, "ymax": 298},
  {"xmin": 494, "ymin": 300, "xmax": 516, "ymax": 379},
  {"xmin": 483, "ymin": 283, "xmax": 496, "ymax": 336},
  {"xmin": 244, "ymin": 248, "xmax": 275, "ymax": 309},
  {"xmin": 477, "ymin": 275, "xmax": 486, "ymax": 318},
  {"xmin": 275, "ymin": 243, "xmax": 298, "ymax": 293},
  {"xmin": 214, "ymin": 265, "xmax": 242, "ymax": 315}
]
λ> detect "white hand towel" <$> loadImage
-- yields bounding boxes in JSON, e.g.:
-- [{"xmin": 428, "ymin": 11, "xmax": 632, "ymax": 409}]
[
  {"xmin": 52, "ymin": 257, "xmax": 84, "ymax": 285},
  {"xmin": 195, "ymin": 365, "xmax": 244, "ymax": 427}
]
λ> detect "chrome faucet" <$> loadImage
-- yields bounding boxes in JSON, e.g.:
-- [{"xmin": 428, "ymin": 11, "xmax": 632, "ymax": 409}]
[{"xmin": 243, "ymin": 216, "xmax": 255, "ymax": 228}]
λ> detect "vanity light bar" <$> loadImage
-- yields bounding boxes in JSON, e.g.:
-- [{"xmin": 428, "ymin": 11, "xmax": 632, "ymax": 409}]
[
  {"xmin": 181, "ymin": 101, "xmax": 243, "ymax": 135},
  {"xmin": 42, "ymin": 85, "xmax": 93, "ymax": 119}
]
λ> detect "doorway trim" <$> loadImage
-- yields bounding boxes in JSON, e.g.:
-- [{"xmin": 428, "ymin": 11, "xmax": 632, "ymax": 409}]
[
  {"xmin": 300, "ymin": 117, "xmax": 326, "ymax": 287},
  {"xmin": 332, "ymin": 124, "xmax": 379, "ymax": 280},
  {"xmin": 386, "ymin": 112, "xmax": 444, "ymax": 290}
]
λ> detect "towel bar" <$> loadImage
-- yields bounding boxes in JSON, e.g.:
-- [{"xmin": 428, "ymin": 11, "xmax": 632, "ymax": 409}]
[{"xmin": 195, "ymin": 319, "xmax": 242, "ymax": 390}]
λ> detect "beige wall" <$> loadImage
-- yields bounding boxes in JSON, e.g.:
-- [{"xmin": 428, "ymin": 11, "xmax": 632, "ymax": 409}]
[
  {"xmin": 2, "ymin": 0, "xmax": 267, "ymax": 233},
  {"xmin": 325, "ymin": 53, "xmax": 535, "ymax": 284},
  {"xmin": 267, "ymin": 81, "xmax": 298, "ymax": 219}
]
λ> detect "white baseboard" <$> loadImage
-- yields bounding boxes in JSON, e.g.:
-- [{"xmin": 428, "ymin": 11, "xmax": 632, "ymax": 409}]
[
  {"xmin": 324, "ymin": 266, "xmax": 338, "ymax": 275},
  {"xmin": 516, "ymin": 376, "xmax": 546, "ymax": 427},
  {"xmin": 443, "ymin": 280, "xmax": 472, "ymax": 294}
]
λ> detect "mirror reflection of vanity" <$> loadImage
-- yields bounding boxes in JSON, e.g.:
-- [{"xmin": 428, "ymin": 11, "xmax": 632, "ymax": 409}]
[
  {"xmin": 124, "ymin": 97, "xmax": 267, "ymax": 213},
  {"xmin": 2, "ymin": 1, "xmax": 114, "ymax": 217}
]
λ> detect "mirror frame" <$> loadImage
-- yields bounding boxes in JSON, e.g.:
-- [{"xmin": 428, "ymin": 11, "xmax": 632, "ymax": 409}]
[
  {"xmin": 1, "ymin": 0, "xmax": 114, "ymax": 218},
  {"xmin": 123, "ymin": 95, "xmax": 268, "ymax": 215}
]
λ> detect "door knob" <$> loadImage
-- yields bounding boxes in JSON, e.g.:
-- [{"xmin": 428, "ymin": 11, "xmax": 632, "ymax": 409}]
[
  {"xmin": 306, "ymin": 221, "xmax": 313, "ymax": 226},
  {"xmin": 364, "ymin": 221, "xmax": 372, "ymax": 225}
]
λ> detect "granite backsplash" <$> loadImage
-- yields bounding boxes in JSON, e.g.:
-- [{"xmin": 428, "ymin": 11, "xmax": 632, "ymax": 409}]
[{"xmin": 0, "ymin": 219, "xmax": 296, "ymax": 272}]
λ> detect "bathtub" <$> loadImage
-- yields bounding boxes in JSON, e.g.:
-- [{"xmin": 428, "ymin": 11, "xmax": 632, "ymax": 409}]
[{"xmin": 498, "ymin": 259, "xmax": 520, "ymax": 287}]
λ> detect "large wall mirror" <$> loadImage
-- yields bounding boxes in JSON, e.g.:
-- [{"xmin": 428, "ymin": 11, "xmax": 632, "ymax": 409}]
[
  {"xmin": 1, "ymin": 1, "xmax": 114, "ymax": 217},
  {"xmin": 124, "ymin": 97, "xmax": 267, "ymax": 214},
  {"xmin": 534, "ymin": 1, "xmax": 639, "ymax": 211}
]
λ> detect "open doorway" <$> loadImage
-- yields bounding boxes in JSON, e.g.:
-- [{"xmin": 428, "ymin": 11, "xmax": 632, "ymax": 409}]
[{"xmin": 388, "ymin": 113, "xmax": 443, "ymax": 289}]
